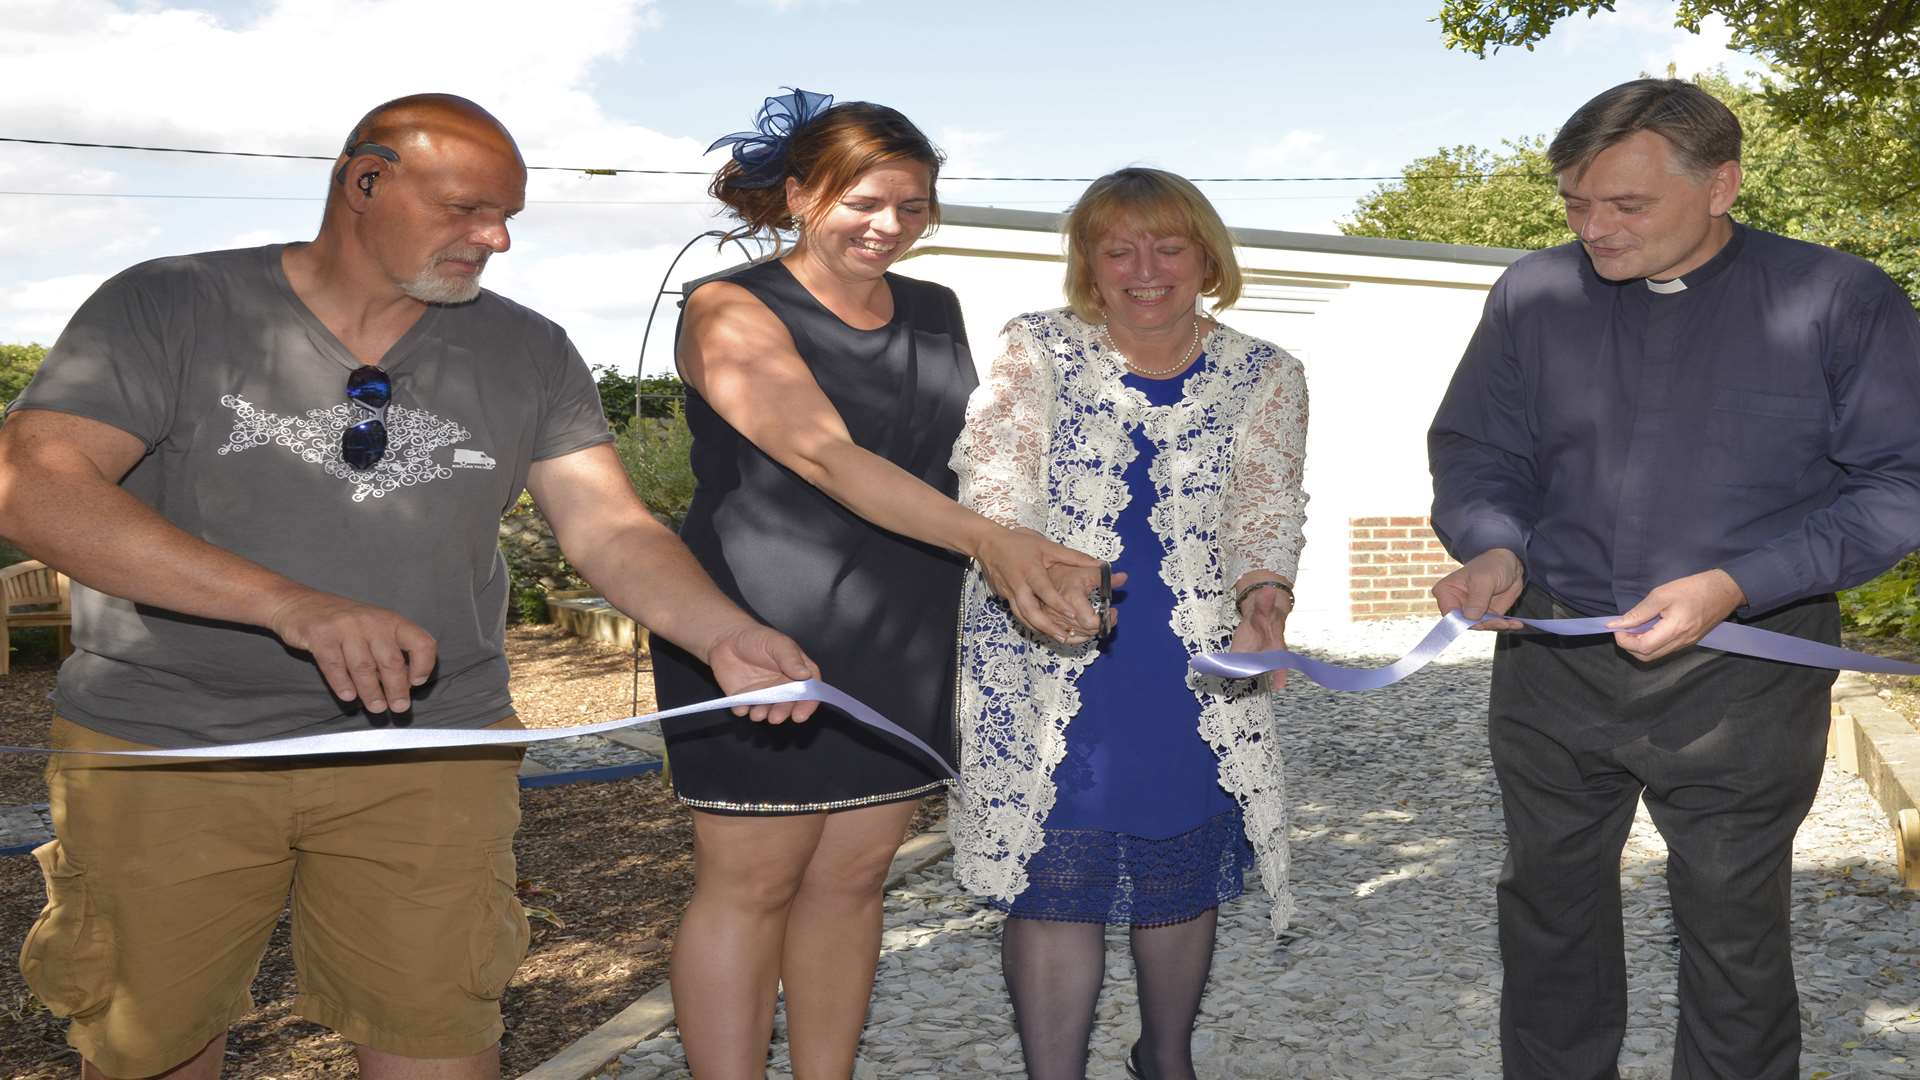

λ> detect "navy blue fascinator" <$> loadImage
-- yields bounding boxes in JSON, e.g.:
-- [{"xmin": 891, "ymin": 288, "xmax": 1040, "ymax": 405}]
[{"xmin": 707, "ymin": 88, "xmax": 835, "ymax": 189}]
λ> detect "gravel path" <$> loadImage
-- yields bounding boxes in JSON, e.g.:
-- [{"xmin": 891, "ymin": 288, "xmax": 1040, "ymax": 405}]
[{"xmin": 612, "ymin": 619, "xmax": 1919, "ymax": 1079}]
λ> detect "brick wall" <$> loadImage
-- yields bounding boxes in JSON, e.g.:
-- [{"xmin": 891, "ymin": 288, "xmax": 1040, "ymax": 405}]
[{"xmin": 1348, "ymin": 516, "xmax": 1461, "ymax": 620}]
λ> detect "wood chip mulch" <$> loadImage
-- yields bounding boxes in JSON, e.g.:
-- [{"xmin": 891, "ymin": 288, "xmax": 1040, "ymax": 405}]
[{"xmin": 0, "ymin": 626, "xmax": 943, "ymax": 1079}]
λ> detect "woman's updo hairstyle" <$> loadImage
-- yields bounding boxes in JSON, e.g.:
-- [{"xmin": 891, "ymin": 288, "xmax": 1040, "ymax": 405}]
[{"xmin": 710, "ymin": 98, "xmax": 944, "ymax": 247}]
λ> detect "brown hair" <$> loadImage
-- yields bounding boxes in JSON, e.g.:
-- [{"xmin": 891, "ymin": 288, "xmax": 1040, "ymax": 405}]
[
  {"xmin": 710, "ymin": 101, "xmax": 943, "ymax": 247},
  {"xmin": 1062, "ymin": 168, "xmax": 1242, "ymax": 323},
  {"xmin": 1548, "ymin": 79, "xmax": 1742, "ymax": 179}
]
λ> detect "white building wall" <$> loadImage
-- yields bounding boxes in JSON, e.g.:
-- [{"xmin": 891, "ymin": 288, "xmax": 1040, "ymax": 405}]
[{"xmin": 897, "ymin": 216, "xmax": 1511, "ymax": 626}]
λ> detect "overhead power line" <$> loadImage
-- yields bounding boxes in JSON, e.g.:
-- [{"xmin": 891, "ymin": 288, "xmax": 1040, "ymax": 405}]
[
  {"xmin": 0, "ymin": 189, "xmax": 1367, "ymax": 205},
  {"xmin": 0, "ymin": 135, "xmax": 1554, "ymax": 184},
  {"xmin": 0, "ymin": 190, "xmax": 716, "ymax": 205}
]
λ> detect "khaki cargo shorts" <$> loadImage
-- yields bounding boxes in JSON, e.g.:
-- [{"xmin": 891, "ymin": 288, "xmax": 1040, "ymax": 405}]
[{"xmin": 19, "ymin": 716, "xmax": 529, "ymax": 1078}]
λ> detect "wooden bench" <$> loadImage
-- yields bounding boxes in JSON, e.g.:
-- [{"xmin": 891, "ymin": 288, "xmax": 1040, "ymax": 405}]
[{"xmin": 1, "ymin": 559, "xmax": 73, "ymax": 676}]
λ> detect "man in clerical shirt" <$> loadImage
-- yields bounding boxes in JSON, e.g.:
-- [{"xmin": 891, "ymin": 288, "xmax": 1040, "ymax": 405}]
[
  {"xmin": 1427, "ymin": 78, "xmax": 1920, "ymax": 1080},
  {"xmin": 0, "ymin": 94, "xmax": 816, "ymax": 1080}
]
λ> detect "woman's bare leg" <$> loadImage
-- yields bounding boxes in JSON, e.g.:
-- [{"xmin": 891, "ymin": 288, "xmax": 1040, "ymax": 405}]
[
  {"xmin": 672, "ymin": 810, "xmax": 829, "ymax": 1079},
  {"xmin": 780, "ymin": 798, "xmax": 920, "ymax": 1080}
]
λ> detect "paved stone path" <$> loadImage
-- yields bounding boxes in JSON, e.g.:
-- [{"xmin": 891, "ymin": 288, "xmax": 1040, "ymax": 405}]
[{"xmin": 611, "ymin": 619, "xmax": 1919, "ymax": 1079}]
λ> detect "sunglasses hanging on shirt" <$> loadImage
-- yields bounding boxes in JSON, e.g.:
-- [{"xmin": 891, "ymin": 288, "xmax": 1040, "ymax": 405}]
[{"xmin": 342, "ymin": 365, "xmax": 392, "ymax": 470}]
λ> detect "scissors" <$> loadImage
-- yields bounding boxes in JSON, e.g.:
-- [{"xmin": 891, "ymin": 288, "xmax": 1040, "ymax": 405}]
[{"xmin": 1089, "ymin": 560, "xmax": 1115, "ymax": 641}]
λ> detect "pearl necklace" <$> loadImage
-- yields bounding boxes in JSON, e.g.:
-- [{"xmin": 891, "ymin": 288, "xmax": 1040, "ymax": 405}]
[{"xmin": 1103, "ymin": 317, "xmax": 1203, "ymax": 377}]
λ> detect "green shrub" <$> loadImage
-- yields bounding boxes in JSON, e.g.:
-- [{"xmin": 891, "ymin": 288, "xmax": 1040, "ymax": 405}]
[
  {"xmin": 636, "ymin": 375, "xmax": 686, "ymax": 420},
  {"xmin": 497, "ymin": 396, "xmax": 694, "ymax": 624},
  {"xmin": 0, "ymin": 343, "xmax": 46, "ymax": 410},
  {"xmin": 1840, "ymin": 553, "xmax": 1920, "ymax": 641},
  {"xmin": 594, "ymin": 368, "xmax": 686, "ymax": 424},
  {"xmin": 614, "ymin": 401, "xmax": 695, "ymax": 525}
]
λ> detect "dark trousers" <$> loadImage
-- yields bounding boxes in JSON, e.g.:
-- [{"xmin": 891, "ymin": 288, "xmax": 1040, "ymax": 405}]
[{"xmin": 1489, "ymin": 588, "xmax": 1837, "ymax": 1080}]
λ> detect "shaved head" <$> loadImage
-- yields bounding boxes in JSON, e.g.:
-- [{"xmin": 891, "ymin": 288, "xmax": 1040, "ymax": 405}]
[
  {"xmin": 316, "ymin": 93, "xmax": 528, "ymax": 306},
  {"xmin": 333, "ymin": 93, "xmax": 523, "ymax": 188}
]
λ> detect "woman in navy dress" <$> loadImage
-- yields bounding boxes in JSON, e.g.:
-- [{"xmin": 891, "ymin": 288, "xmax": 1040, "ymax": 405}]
[
  {"xmin": 656, "ymin": 90, "xmax": 1110, "ymax": 1079},
  {"xmin": 952, "ymin": 168, "xmax": 1309, "ymax": 1080}
]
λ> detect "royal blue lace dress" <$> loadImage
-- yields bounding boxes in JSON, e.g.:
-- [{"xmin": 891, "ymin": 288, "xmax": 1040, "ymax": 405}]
[{"xmin": 996, "ymin": 351, "xmax": 1256, "ymax": 926}]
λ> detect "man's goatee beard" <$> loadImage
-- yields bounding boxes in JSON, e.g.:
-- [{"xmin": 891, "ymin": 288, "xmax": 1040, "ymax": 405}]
[{"xmin": 402, "ymin": 263, "xmax": 485, "ymax": 305}]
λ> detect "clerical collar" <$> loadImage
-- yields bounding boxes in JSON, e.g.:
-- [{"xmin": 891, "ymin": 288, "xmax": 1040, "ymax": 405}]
[{"xmin": 1644, "ymin": 220, "xmax": 1746, "ymax": 295}]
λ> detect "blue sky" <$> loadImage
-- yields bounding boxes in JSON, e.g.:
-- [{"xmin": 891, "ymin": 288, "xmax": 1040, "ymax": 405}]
[{"xmin": 0, "ymin": 0, "xmax": 1760, "ymax": 371}]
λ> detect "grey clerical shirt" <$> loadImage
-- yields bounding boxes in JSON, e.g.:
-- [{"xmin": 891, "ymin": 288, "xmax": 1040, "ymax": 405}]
[{"xmin": 1429, "ymin": 222, "xmax": 1920, "ymax": 618}]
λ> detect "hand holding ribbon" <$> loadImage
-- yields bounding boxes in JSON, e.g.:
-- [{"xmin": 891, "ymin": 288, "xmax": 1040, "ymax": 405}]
[
  {"xmin": 705, "ymin": 621, "xmax": 820, "ymax": 723},
  {"xmin": 1430, "ymin": 548, "xmax": 1525, "ymax": 630},
  {"xmin": 1605, "ymin": 568, "xmax": 1745, "ymax": 662}
]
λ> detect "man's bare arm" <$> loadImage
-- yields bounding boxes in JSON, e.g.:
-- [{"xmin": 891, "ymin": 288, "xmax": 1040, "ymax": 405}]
[
  {"xmin": 525, "ymin": 443, "xmax": 818, "ymax": 723},
  {"xmin": 0, "ymin": 408, "xmax": 435, "ymax": 711}
]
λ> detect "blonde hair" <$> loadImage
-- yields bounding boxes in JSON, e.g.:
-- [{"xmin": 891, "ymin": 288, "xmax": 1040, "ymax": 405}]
[{"xmin": 1062, "ymin": 168, "xmax": 1242, "ymax": 323}]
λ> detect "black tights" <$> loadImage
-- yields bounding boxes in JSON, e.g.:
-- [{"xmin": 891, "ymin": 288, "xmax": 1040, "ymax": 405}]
[{"xmin": 1001, "ymin": 910, "xmax": 1220, "ymax": 1080}]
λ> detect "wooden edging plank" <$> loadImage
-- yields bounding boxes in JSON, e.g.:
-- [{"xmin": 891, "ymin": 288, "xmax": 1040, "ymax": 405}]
[
  {"xmin": 1829, "ymin": 673, "xmax": 1920, "ymax": 888},
  {"xmin": 518, "ymin": 817, "xmax": 954, "ymax": 1080}
]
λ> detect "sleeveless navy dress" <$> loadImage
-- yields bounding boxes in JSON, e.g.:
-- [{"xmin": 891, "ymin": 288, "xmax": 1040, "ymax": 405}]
[{"xmin": 654, "ymin": 259, "xmax": 975, "ymax": 813}]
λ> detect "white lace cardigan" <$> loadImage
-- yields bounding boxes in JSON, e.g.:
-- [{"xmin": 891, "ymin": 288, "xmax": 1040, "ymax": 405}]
[{"xmin": 948, "ymin": 307, "xmax": 1309, "ymax": 935}]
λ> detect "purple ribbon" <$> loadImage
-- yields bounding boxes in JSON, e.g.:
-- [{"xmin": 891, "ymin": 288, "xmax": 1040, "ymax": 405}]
[
  {"xmin": 0, "ymin": 679, "xmax": 958, "ymax": 780},
  {"xmin": 1191, "ymin": 610, "xmax": 1920, "ymax": 689}
]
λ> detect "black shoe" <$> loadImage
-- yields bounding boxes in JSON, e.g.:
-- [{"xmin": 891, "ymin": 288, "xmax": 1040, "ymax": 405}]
[{"xmin": 1126, "ymin": 1044, "xmax": 1145, "ymax": 1080}]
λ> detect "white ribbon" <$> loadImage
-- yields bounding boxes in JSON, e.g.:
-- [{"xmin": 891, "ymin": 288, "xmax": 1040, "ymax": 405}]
[{"xmin": 1, "ymin": 679, "xmax": 959, "ymax": 780}]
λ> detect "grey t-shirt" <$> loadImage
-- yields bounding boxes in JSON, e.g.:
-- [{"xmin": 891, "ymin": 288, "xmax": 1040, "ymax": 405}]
[{"xmin": 8, "ymin": 244, "xmax": 613, "ymax": 746}]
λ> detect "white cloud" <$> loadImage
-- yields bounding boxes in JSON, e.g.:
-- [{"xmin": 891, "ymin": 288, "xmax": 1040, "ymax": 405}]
[
  {"xmin": 1551, "ymin": 0, "xmax": 1766, "ymax": 82},
  {"xmin": 0, "ymin": 273, "xmax": 111, "ymax": 345},
  {"xmin": 0, "ymin": 0, "xmax": 703, "ymax": 348},
  {"xmin": 743, "ymin": 0, "xmax": 859, "ymax": 10},
  {"xmin": 1242, "ymin": 130, "xmax": 1344, "ymax": 175},
  {"xmin": 225, "ymin": 228, "xmax": 286, "ymax": 249},
  {"xmin": 936, "ymin": 127, "xmax": 1006, "ymax": 174},
  {"xmin": 1659, "ymin": 13, "xmax": 1760, "ymax": 79},
  {"xmin": 1, "ymin": 0, "xmax": 661, "ymax": 151},
  {"xmin": 487, "ymin": 239, "xmax": 754, "ymax": 375}
]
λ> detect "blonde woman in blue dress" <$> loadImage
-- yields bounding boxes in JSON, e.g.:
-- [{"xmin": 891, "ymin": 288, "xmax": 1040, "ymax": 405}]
[{"xmin": 952, "ymin": 168, "xmax": 1308, "ymax": 1080}]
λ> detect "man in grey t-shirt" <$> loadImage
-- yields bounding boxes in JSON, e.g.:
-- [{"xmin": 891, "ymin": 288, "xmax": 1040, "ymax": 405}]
[{"xmin": 0, "ymin": 95, "xmax": 817, "ymax": 1080}]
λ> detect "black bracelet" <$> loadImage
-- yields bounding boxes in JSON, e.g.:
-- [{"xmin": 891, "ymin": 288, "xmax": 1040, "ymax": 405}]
[{"xmin": 1235, "ymin": 579, "xmax": 1294, "ymax": 612}]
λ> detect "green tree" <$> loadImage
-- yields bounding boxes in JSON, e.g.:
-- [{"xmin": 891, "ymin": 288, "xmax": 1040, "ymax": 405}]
[
  {"xmin": 1342, "ymin": 138, "xmax": 1564, "ymax": 251},
  {"xmin": 1, "ymin": 343, "xmax": 47, "ymax": 410},
  {"xmin": 1437, "ymin": 1, "xmax": 1918, "ymax": 108},
  {"xmin": 1434, "ymin": 1, "xmax": 1920, "ymax": 272},
  {"xmin": 1443, "ymin": 1, "xmax": 1920, "ymax": 98},
  {"xmin": 593, "ymin": 364, "xmax": 637, "ymax": 423},
  {"xmin": 1341, "ymin": 73, "xmax": 1920, "ymax": 307}
]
